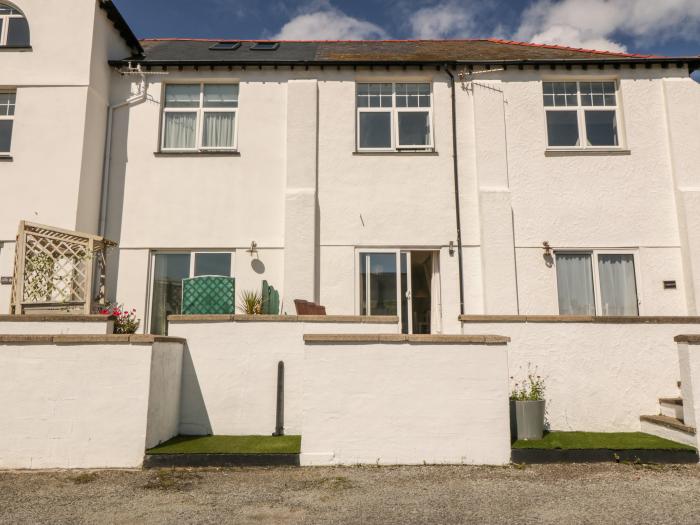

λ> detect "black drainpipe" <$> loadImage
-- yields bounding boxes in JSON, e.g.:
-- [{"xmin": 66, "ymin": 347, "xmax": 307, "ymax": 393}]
[{"xmin": 445, "ymin": 65, "xmax": 465, "ymax": 315}]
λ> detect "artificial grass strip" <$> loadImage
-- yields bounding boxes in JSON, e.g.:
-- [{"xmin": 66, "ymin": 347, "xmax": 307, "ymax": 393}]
[
  {"xmin": 513, "ymin": 431, "xmax": 695, "ymax": 451},
  {"xmin": 147, "ymin": 435, "xmax": 302, "ymax": 455}
]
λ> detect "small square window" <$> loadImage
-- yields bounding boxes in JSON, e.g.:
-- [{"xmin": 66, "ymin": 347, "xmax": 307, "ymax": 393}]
[
  {"xmin": 251, "ymin": 42, "xmax": 279, "ymax": 50},
  {"xmin": 210, "ymin": 42, "xmax": 240, "ymax": 51}
]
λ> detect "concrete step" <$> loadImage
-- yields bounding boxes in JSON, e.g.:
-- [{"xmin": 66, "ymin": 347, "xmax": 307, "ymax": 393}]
[
  {"xmin": 640, "ymin": 415, "xmax": 697, "ymax": 448},
  {"xmin": 659, "ymin": 397, "xmax": 684, "ymax": 420}
]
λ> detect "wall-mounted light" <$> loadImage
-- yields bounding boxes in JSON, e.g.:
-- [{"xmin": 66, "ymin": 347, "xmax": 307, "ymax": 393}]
[
  {"xmin": 246, "ymin": 241, "xmax": 258, "ymax": 257},
  {"xmin": 542, "ymin": 241, "xmax": 552, "ymax": 257},
  {"xmin": 449, "ymin": 241, "xmax": 455, "ymax": 256}
]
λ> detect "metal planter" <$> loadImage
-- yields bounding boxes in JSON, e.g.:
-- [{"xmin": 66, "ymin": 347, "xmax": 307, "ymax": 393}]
[{"xmin": 512, "ymin": 399, "xmax": 546, "ymax": 440}]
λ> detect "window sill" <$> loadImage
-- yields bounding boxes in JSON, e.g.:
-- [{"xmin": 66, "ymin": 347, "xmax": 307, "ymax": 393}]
[
  {"xmin": 0, "ymin": 46, "xmax": 32, "ymax": 51},
  {"xmin": 353, "ymin": 150, "xmax": 438, "ymax": 156},
  {"xmin": 0, "ymin": 155, "xmax": 13, "ymax": 162},
  {"xmin": 154, "ymin": 151, "xmax": 240, "ymax": 157},
  {"xmin": 545, "ymin": 148, "xmax": 631, "ymax": 157}
]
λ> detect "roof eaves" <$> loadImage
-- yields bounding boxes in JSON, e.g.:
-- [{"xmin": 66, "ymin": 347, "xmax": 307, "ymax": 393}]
[
  {"xmin": 99, "ymin": 0, "xmax": 143, "ymax": 55},
  {"xmin": 110, "ymin": 57, "xmax": 700, "ymax": 68}
]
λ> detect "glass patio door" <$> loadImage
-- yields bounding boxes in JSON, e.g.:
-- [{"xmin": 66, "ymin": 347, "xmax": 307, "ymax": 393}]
[
  {"xmin": 150, "ymin": 253, "xmax": 191, "ymax": 335},
  {"xmin": 359, "ymin": 251, "xmax": 437, "ymax": 334},
  {"xmin": 150, "ymin": 251, "xmax": 233, "ymax": 335}
]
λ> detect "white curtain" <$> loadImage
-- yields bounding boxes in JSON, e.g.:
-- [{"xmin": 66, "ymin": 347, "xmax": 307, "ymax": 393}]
[
  {"xmin": 202, "ymin": 112, "xmax": 235, "ymax": 148},
  {"xmin": 556, "ymin": 253, "xmax": 596, "ymax": 315},
  {"xmin": 598, "ymin": 254, "xmax": 638, "ymax": 315},
  {"xmin": 164, "ymin": 112, "xmax": 196, "ymax": 149}
]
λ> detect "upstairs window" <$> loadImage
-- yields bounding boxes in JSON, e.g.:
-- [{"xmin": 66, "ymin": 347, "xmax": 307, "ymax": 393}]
[
  {"xmin": 0, "ymin": 3, "xmax": 30, "ymax": 47},
  {"xmin": 0, "ymin": 90, "xmax": 15, "ymax": 155},
  {"xmin": 356, "ymin": 83, "xmax": 433, "ymax": 151},
  {"xmin": 161, "ymin": 84, "xmax": 239, "ymax": 152},
  {"xmin": 543, "ymin": 81, "xmax": 621, "ymax": 149}
]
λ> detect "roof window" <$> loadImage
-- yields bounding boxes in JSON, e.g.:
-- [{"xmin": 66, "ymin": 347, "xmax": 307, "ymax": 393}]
[
  {"xmin": 210, "ymin": 42, "xmax": 241, "ymax": 51},
  {"xmin": 250, "ymin": 42, "xmax": 280, "ymax": 51}
]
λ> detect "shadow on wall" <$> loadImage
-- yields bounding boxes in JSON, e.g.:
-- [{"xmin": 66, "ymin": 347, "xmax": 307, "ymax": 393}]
[{"xmin": 178, "ymin": 343, "xmax": 213, "ymax": 435}]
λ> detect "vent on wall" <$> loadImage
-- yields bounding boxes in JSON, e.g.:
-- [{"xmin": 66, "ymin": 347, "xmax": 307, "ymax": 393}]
[{"xmin": 210, "ymin": 42, "xmax": 241, "ymax": 51}]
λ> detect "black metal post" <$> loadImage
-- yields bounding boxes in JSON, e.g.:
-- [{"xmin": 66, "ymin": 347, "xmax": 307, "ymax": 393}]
[{"xmin": 273, "ymin": 361, "xmax": 285, "ymax": 436}]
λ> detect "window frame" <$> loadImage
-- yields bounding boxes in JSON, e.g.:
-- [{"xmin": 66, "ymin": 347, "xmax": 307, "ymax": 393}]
[
  {"xmin": 160, "ymin": 82, "xmax": 239, "ymax": 153},
  {"xmin": 542, "ymin": 79, "xmax": 625, "ymax": 151},
  {"xmin": 554, "ymin": 249, "xmax": 641, "ymax": 316},
  {"xmin": 0, "ymin": 3, "xmax": 27, "ymax": 47},
  {"xmin": 356, "ymin": 82, "xmax": 434, "ymax": 152},
  {"xmin": 146, "ymin": 249, "xmax": 235, "ymax": 334},
  {"xmin": 0, "ymin": 89, "xmax": 15, "ymax": 155}
]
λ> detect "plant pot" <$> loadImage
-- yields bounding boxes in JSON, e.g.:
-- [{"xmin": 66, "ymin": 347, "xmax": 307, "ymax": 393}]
[{"xmin": 511, "ymin": 399, "xmax": 546, "ymax": 440}]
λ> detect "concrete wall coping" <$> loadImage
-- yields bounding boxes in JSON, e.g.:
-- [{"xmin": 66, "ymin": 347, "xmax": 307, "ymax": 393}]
[
  {"xmin": 459, "ymin": 315, "xmax": 700, "ymax": 324},
  {"xmin": 0, "ymin": 315, "xmax": 115, "ymax": 322},
  {"xmin": 674, "ymin": 335, "xmax": 700, "ymax": 344},
  {"xmin": 168, "ymin": 314, "xmax": 399, "ymax": 324},
  {"xmin": 303, "ymin": 333, "xmax": 510, "ymax": 344},
  {"xmin": 0, "ymin": 334, "xmax": 186, "ymax": 345}
]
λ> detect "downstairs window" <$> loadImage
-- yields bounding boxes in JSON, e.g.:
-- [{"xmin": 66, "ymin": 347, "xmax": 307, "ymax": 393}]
[{"xmin": 555, "ymin": 251, "xmax": 639, "ymax": 316}]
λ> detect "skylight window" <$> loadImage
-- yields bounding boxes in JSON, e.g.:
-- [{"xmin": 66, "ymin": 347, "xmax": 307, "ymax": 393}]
[
  {"xmin": 210, "ymin": 42, "xmax": 240, "ymax": 51},
  {"xmin": 250, "ymin": 42, "xmax": 279, "ymax": 51}
]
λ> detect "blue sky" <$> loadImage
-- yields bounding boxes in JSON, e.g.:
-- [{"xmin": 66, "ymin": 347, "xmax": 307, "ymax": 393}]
[{"xmin": 113, "ymin": 0, "xmax": 700, "ymax": 57}]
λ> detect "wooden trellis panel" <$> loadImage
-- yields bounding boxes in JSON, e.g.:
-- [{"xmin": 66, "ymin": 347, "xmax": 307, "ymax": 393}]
[{"xmin": 10, "ymin": 221, "xmax": 116, "ymax": 315}]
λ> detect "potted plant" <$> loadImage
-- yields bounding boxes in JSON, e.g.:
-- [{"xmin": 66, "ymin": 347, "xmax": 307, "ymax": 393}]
[
  {"xmin": 510, "ymin": 368, "xmax": 546, "ymax": 440},
  {"xmin": 238, "ymin": 289, "xmax": 264, "ymax": 315},
  {"xmin": 99, "ymin": 304, "xmax": 140, "ymax": 334}
]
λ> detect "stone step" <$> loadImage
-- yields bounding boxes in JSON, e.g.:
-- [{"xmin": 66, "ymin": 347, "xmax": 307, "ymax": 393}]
[
  {"xmin": 659, "ymin": 398, "xmax": 684, "ymax": 420},
  {"xmin": 640, "ymin": 415, "xmax": 697, "ymax": 448}
]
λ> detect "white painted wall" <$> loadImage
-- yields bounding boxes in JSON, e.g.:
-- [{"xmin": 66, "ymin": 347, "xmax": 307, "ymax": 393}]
[
  {"xmin": 145, "ymin": 341, "xmax": 184, "ymax": 449},
  {"xmin": 2, "ymin": 7, "xmax": 699, "ymax": 330},
  {"xmin": 0, "ymin": 0, "xmax": 132, "ymax": 313},
  {"xmin": 100, "ymin": 66, "xmax": 700, "ymax": 331},
  {"xmin": 0, "ymin": 317, "xmax": 113, "ymax": 334},
  {"xmin": 462, "ymin": 320, "xmax": 697, "ymax": 431},
  {"xmin": 0, "ymin": 339, "xmax": 183, "ymax": 469},
  {"xmin": 168, "ymin": 319, "xmax": 399, "ymax": 436},
  {"xmin": 301, "ymin": 340, "xmax": 511, "ymax": 465}
]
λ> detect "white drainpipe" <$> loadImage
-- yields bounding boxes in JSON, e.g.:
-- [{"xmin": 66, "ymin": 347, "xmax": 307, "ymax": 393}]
[{"xmin": 98, "ymin": 63, "xmax": 150, "ymax": 237}]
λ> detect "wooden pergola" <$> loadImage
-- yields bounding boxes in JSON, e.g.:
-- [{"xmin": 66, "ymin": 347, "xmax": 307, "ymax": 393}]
[{"xmin": 10, "ymin": 221, "xmax": 116, "ymax": 315}]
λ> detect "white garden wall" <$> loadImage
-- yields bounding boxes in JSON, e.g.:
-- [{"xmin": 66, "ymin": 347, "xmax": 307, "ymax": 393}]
[
  {"xmin": 300, "ymin": 334, "xmax": 511, "ymax": 466},
  {"xmin": 461, "ymin": 316, "xmax": 700, "ymax": 432},
  {"xmin": 0, "ymin": 315, "xmax": 114, "ymax": 335},
  {"xmin": 0, "ymin": 335, "xmax": 183, "ymax": 469},
  {"xmin": 168, "ymin": 315, "xmax": 399, "ymax": 436}
]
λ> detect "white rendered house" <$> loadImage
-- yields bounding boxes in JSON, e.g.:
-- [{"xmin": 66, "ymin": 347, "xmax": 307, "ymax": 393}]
[{"xmin": 1, "ymin": 1, "xmax": 700, "ymax": 335}]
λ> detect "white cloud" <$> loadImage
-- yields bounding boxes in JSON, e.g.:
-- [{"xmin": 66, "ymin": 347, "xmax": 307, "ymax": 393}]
[
  {"xmin": 409, "ymin": 2, "xmax": 476, "ymax": 39},
  {"xmin": 273, "ymin": 4, "xmax": 388, "ymax": 40},
  {"xmin": 515, "ymin": 0, "xmax": 700, "ymax": 53}
]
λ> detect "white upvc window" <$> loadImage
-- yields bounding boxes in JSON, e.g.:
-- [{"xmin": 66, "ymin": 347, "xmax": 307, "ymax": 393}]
[
  {"xmin": 356, "ymin": 82, "xmax": 433, "ymax": 151},
  {"xmin": 0, "ymin": 90, "xmax": 15, "ymax": 155},
  {"xmin": 543, "ymin": 81, "xmax": 622, "ymax": 150},
  {"xmin": 161, "ymin": 83, "xmax": 239, "ymax": 152},
  {"xmin": 0, "ymin": 3, "xmax": 29, "ymax": 47},
  {"xmin": 555, "ymin": 250, "xmax": 640, "ymax": 316}
]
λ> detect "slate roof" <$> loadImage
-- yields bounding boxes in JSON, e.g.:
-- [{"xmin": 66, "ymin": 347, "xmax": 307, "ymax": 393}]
[{"xmin": 111, "ymin": 38, "xmax": 699, "ymax": 68}]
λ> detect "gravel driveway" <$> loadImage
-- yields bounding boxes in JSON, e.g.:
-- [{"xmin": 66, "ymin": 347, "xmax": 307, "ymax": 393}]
[{"xmin": 1, "ymin": 464, "xmax": 699, "ymax": 524}]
